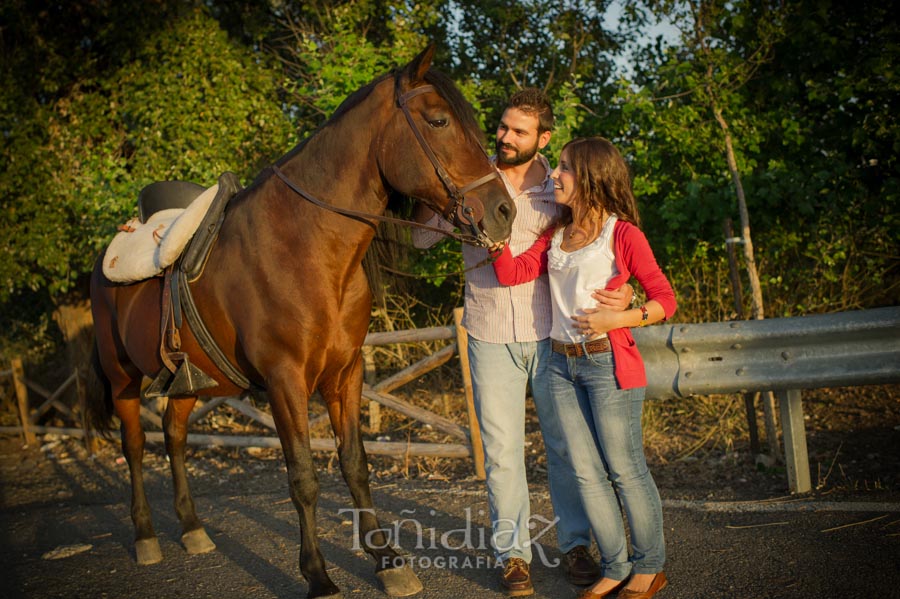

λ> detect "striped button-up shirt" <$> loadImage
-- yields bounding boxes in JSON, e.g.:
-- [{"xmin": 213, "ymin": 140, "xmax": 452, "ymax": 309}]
[{"xmin": 413, "ymin": 154, "xmax": 562, "ymax": 343}]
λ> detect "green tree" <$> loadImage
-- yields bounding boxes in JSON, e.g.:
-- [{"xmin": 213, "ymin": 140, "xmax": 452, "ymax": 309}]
[
  {"xmin": 1, "ymin": 5, "xmax": 293, "ymax": 303},
  {"xmin": 614, "ymin": 0, "xmax": 898, "ymax": 318}
]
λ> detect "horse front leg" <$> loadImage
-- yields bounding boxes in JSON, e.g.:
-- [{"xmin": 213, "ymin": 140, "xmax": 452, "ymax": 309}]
[
  {"xmin": 322, "ymin": 357, "xmax": 423, "ymax": 597},
  {"xmin": 163, "ymin": 396, "xmax": 216, "ymax": 555},
  {"xmin": 114, "ymin": 397, "xmax": 163, "ymax": 565},
  {"xmin": 268, "ymin": 378, "xmax": 340, "ymax": 599}
]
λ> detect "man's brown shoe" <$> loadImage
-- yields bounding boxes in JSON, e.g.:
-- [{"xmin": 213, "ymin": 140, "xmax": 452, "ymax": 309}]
[
  {"xmin": 618, "ymin": 572, "xmax": 668, "ymax": 599},
  {"xmin": 565, "ymin": 545, "xmax": 600, "ymax": 585},
  {"xmin": 500, "ymin": 557, "xmax": 534, "ymax": 597}
]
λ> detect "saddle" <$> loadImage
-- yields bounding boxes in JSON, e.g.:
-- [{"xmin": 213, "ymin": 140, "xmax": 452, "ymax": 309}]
[{"xmin": 133, "ymin": 172, "xmax": 245, "ymax": 399}]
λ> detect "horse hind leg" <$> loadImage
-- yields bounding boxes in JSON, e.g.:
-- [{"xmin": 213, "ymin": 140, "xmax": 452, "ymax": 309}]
[
  {"xmin": 321, "ymin": 359, "xmax": 423, "ymax": 597},
  {"xmin": 163, "ymin": 396, "xmax": 216, "ymax": 555},
  {"xmin": 114, "ymin": 391, "xmax": 164, "ymax": 565}
]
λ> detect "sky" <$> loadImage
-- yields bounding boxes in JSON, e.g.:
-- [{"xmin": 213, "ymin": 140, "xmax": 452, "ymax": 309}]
[{"xmin": 603, "ymin": 0, "xmax": 682, "ymax": 77}]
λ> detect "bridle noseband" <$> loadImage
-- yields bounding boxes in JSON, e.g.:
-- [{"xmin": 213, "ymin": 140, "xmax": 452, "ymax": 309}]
[{"xmin": 271, "ymin": 78, "xmax": 502, "ymax": 248}]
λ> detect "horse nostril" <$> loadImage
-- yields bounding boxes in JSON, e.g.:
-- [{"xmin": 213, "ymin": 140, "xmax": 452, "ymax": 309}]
[{"xmin": 498, "ymin": 203, "xmax": 512, "ymax": 220}]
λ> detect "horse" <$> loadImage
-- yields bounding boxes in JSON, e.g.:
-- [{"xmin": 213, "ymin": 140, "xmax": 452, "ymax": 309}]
[{"xmin": 86, "ymin": 45, "xmax": 515, "ymax": 598}]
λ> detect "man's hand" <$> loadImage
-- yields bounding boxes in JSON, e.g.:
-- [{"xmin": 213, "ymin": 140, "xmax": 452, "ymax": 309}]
[{"xmin": 591, "ymin": 283, "xmax": 634, "ymax": 311}]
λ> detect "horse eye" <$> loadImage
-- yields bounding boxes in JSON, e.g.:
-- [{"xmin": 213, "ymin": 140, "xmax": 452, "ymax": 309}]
[{"xmin": 428, "ymin": 118, "xmax": 448, "ymax": 128}]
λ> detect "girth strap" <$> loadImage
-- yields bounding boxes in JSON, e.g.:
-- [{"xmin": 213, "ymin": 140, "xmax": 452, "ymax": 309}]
[{"xmin": 176, "ymin": 268, "xmax": 251, "ymax": 390}]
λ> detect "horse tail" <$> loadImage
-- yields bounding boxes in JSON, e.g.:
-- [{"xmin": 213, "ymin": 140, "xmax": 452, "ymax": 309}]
[{"xmin": 85, "ymin": 340, "xmax": 116, "ymax": 438}]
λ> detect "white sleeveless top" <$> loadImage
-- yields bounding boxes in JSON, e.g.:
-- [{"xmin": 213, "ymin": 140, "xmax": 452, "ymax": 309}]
[{"xmin": 548, "ymin": 214, "xmax": 619, "ymax": 343}]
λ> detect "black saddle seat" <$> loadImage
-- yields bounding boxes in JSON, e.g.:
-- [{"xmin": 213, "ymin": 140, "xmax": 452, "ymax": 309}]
[{"xmin": 138, "ymin": 180, "xmax": 206, "ymax": 223}]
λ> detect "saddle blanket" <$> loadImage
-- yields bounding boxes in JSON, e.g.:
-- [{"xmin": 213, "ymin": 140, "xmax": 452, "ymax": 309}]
[{"xmin": 103, "ymin": 183, "xmax": 219, "ymax": 283}]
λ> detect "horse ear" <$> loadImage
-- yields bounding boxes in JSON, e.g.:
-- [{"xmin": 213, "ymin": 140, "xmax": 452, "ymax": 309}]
[{"xmin": 405, "ymin": 44, "xmax": 435, "ymax": 86}]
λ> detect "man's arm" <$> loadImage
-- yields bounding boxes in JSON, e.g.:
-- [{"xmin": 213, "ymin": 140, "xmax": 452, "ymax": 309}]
[{"xmin": 411, "ymin": 202, "xmax": 454, "ymax": 249}]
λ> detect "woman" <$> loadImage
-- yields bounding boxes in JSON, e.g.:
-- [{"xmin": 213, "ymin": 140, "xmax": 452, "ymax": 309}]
[{"xmin": 492, "ymin": 137, "xmax": 676, "ymax": 599}]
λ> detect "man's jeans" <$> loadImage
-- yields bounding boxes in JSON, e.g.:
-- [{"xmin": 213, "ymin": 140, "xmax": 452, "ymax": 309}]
[
  {"xmin": 548, "ymin": 349, "xmax": 665, "ymax": 579},
  {"xmin": 468, "ymin": 336, "xmax": 592, "ymax": 562}
]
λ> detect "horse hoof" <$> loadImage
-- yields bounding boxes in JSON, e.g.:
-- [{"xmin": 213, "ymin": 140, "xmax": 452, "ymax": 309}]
[
  {"xmin": 308, "ymin": 586, "xmax": 342, "ymax": 599},
  {"xmin": 376, "ymin": 564, "xmax": 423, "ymax": 597},
  {"xmin": 182, "ymin": 528, "xmax": 216, "ymax": 554},
  {"xmin": 135, "ymin": 538, "xmax": 163, "ymax": 565}
]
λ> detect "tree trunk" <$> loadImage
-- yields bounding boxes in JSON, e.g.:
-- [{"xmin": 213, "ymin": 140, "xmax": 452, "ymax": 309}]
[
  {"xmin": 713, "ymin": 106, "xmax": 781, "ymax": 461},
  {"xmin": 713, "ymin": 106, "xmax": 765, "ymax": 319}
]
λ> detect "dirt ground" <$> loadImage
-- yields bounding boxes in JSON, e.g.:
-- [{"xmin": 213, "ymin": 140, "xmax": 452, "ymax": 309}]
[{"xmin": 1, "ymin": 383, "xmax": 898, "ymax": 599}]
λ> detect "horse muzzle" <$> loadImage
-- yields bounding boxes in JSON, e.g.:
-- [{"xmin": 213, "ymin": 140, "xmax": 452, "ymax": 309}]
[{"xmin": 456, "ymin": 198, "xmax": 497, "ymax": 248}]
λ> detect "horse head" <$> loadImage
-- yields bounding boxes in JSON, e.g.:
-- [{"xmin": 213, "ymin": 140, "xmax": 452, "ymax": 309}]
[{"xmin": 380, "ymin": 45, "xmax": 516, "ymax": 246}]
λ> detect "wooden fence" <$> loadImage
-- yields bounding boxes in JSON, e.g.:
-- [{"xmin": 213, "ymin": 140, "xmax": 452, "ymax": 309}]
[
  {"xmin": 0, "ymin": 308, "xmax": 487, "ymax": 479},
  {"xmin": 5, "ymin": 307, "xmax": 898, "ymax": 493}
]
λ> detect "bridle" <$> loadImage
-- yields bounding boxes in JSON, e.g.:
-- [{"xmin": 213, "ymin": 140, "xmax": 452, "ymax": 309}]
[
  {"xmin": 395, "ymin": 83, "xmax": 501, "ymax": 247},
  {"xmin": 271, "ymin": 77, "xmax": 503, "ymax": 248}
]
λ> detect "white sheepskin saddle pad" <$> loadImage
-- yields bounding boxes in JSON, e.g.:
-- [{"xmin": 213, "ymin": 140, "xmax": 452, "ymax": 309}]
[{"xmin": 103, "ymin": 183, "xmax": 219, "ymax": 283}]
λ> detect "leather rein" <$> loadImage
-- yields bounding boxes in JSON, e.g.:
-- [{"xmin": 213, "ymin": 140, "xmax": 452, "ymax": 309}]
[{"xmin": 271, "ymin": 80, "xmax": 502, "ymax": 248}]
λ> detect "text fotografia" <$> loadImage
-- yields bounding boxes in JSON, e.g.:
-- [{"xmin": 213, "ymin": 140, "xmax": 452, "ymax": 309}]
[{"xmin": 338, "ymin": 508, "xmax": 563, "ymax": 569}]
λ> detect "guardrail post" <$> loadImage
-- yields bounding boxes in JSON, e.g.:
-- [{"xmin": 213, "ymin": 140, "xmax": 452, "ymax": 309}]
[
  {"xmin": 11, "ymin": 358, "xmax": 36, "ymax": 446},
  {"xmin": 454, "ymin": 307, "xmax": 485, "ymax": 480},
  {"xmin": 777, "ymin": 389, "xmax": 811, "ymax": 494}
]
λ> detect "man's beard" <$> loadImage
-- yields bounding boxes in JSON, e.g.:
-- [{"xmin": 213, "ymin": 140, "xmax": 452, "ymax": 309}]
[{"xmin": 496, "ymin": 139, "xmax": 539, "ymax": 166}]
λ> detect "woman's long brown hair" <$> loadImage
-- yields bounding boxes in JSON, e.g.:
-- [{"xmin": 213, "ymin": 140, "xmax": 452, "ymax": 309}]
[{"xmin": 561, "ymin": 137, "xmax": 641, "ymax": 228}]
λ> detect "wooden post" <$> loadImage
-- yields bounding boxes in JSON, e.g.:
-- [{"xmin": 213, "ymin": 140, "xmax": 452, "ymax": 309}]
[
  {"xmin": 11, "ymin": 358, "xmax": 36, "ymax": 446},
  {"xmin": 361, "ymin": 346, "xmax": 381, "ymax": 433},
  {"xmin": 724, "ymin": 218, "xmax": 760, "ymax": 455},
  {"xmin": 762, "ymin": 390, "xmax": 782, "ymax": 462},
  {"xmin": 454, "ymin": 307, "xmax": 485, "ymax": 480}
]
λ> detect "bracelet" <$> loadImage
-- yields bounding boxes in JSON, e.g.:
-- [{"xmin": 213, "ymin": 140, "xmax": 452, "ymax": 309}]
[{"xmin": 638, "ymin": 305, "xmax": 649, "ymax": 327}]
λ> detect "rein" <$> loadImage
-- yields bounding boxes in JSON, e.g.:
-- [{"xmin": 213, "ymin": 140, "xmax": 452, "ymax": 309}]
[
  {"xmin": 270, "ymin": 165, "xmax": 484, "ymax": 244},
  {"xmin": 271, "ymin": 79, "xmax": 502, "ymax": 248}
]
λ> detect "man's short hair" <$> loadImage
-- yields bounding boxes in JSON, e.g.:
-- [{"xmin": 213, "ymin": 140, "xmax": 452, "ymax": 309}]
[{"xmin": 505, "ymin": 88, "xmax": 555, "ymax": 134}]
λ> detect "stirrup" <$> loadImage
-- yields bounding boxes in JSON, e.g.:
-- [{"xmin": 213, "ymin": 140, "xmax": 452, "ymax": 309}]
[
  {"xmin": 145, "ymin": 354, "xmax": 218, "ymax": 398},
  {"xmin": 167, "ymin": 353, "xmax": 218, "ymax": 396},
  {"xmin": 145, "ymin": 368, "xmax": 173, "ymax": 399}
]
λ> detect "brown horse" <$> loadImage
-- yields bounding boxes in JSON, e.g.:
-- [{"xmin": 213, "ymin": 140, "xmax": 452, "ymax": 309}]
[{"xmin": 87, "ymin": 46, "xmax": 514, "ymax": 598}]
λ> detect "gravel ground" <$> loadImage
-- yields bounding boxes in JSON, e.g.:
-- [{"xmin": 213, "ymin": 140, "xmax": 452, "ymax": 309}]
[
  {"xmin": 2, "ymin": 417, "xmax": 899, "ymax": 599},
  {"xmin": 1, "ymin": 383, "xmax": 898, "ymax": 598}
]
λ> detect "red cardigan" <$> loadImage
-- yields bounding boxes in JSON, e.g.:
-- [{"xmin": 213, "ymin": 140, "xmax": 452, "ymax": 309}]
[{"xmin": 492, "ymin": 219, "xmax": 677, "ymax": 389}]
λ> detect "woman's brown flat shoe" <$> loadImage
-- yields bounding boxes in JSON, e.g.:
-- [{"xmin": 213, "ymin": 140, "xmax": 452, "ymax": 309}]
[
  {"xmin": 576, "ymin": 578, "xmax": 627, "ymax": 599},
  {"xmin": 617, "ymin": 572, "xmax": 668, "ymax": 599}
]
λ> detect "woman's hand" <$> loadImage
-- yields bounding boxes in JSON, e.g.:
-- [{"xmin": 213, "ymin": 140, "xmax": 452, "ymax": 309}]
[
  {"xmin": 571, "ymin": 306, "xmax": 623, "ymax": 338},
  {"xmin": 488, "ymin": 239, "xmax": 508, "ymax": 254}
]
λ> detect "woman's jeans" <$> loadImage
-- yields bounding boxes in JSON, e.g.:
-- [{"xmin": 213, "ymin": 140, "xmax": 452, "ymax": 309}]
[{"xmin": 548, "ymin": 348, "xmax": 665, "ymax": 579}]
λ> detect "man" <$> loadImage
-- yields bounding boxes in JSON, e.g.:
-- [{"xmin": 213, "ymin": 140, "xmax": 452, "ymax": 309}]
[{"xmin": 413, "ymin": 88, "xmax": 632, "ymax": 596}]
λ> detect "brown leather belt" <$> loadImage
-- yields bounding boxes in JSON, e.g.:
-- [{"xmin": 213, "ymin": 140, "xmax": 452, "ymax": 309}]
[{"xmin": 551, "ymin": 337, "xmax": 611, "ymax": 357}]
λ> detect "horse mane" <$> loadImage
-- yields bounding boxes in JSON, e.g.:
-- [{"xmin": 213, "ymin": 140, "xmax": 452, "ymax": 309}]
[
  {"xmin": 420, "ymin": 69, "xmax": 487, "ymax": 148},
  {"xmin": 328, "ymin": 68, "xmax": 486, "ymax": 149}
]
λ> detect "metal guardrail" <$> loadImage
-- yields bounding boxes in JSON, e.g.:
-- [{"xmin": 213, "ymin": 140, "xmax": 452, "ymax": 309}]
[
  {"xmin": 636, "ymin": 306, "xmax": 900, "ymax": 399},
  {"xmin": 634, "ymin": 306, "xmax": 900, "ymax": 492}
]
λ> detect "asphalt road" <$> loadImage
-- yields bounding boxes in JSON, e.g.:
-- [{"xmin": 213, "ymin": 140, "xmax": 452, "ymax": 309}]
[{"xmin": 3, "ymin": 437, "xmax": 899, "ymax": 599}]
